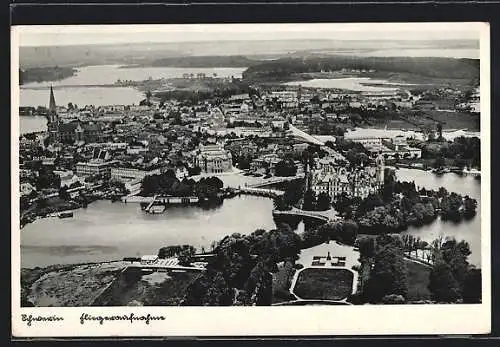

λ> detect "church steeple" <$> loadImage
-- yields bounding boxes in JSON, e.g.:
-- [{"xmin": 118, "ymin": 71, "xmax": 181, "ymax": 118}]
[
  {"xmin": 47, "ymin": 86, "xmax": 60, "ymax": 143},
  {"xmin": 49, "ymin": 85, "xmax": 57, "ymax": 113}
]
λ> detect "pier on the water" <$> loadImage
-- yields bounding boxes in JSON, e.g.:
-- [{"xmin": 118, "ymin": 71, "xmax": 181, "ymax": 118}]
[{"xmin": 122, "ymin": 195, "xmax": 200, "ymax": 204}]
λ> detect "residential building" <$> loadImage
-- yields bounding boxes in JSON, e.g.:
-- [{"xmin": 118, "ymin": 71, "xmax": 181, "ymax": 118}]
[
  {"xmin": 361, "ymin": 138, "xmax": 422, "ymax": 159},
  {"xmin": 140, "ymin": 255, "xmax": 159, "ymax": 265},
  {"xmin": 54, "ymin": 170, "xmax": 84, "ymax": 188},
  {"xmin": 270, "ymin": 90, "xmax": 298, "ymax": 102},
  {"xmin": 250, "ymin": 154, "xmax": 281, "ymax": 174},
  {"xmin": 110, "ymin": 166, "xmax": 164, "ymax": 182},
  {"xmin": 75, "ymin": 160, "xmax": 116, "ymax": 177},
  {"xmin": 346, "ymin": 136, "xmax": 384, "ymax": 146}
]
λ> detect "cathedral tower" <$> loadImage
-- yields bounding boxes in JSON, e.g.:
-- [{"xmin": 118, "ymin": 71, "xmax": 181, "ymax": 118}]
[
  {"xmin": 49, "ymin": 85, "xmax": 57, "ymax": 113},
  {"xmin": 47, "ymin": 86, "xmax": 60, "ymax": 142}
]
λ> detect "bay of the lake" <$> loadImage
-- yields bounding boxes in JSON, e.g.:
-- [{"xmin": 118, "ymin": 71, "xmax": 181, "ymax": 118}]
[
  {"xmin": 21, "ymin": 195, "xmax": 281, "ymax": 268},
  {"xmin": 19, "ymin": 65, "xmax": 247, "ymax": 107},
  {"xmin": 284, "ymin": 77, "xmax": 411, "ymax": 92},
  {"xmin": 396, "ymin": 168, "xmax": 481, "ymax": 267},
  {"xmin": 19, "ymin": 116, "xmax": 47, "ymax": 135},
  {"xmin": 315, "ymin": 48, "xmax": 479, "ymax": 59}
]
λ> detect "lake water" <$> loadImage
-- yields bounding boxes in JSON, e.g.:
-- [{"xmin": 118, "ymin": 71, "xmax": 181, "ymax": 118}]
[
  {"xmin": 20, "ymin": 169, "xmax": 482, "ymax": 268},
  {"xmin": 21, "ymin": 195, "xmax": 279, "ymax": 268},
  {"xmin": 396, "ymin": 168, "xmax": 482, "ymax": 267},
  {"xmin": 20, "ymin": 87, "xmax": 147, "ymax": 109},
  {"xmin": 325, "ymin": 48, "xmax": 479, "ymax": 59},
  {"xmin": 20, "ymin": 116, "xmax": 47, "ymax": 135},
  {"xmin": 23, "ymin": 65, "xmax": 247, "ymax": 87},
  {"xmin": 19, "ymin": 65, "xmax": 247, "ymax": 108},
  {"xmin": 284, "ymin": 77, "xmax": 409, "ymax": 92}
]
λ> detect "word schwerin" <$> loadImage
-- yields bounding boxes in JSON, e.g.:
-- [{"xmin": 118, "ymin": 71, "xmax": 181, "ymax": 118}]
[
  {"xmin": 80, "ymin": 313, "xmax": 166, "ymax": 325},
  {"xmin": 21, "ymin": 314, "xmax": 64, "ymax": 326}
]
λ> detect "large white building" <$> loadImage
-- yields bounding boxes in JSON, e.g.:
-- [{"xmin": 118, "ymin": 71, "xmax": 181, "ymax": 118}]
[
  {"xmin": 346, "ymin": 135, "xmax": 422, "ymax": 159},
  {"xmin": 110, "ymin": 166, "xmax": 163, "ymax": 182},
  {"xmin": 310, "ymin": 154, "xmax": 385, "ymax": 199},
  {"xmin": 192, "ymin": 144, "xmax": 233, "ymax": 174},
  {"xmin": 270, "ymin": 90, "xmax": 298, "ymax": 102},
  {"xmin": 76, "ymin": 160, "xmax": 117, "ymax": 178}
]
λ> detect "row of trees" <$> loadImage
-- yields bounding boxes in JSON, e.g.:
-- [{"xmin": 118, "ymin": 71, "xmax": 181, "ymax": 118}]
[
  {"xmin": 301, "ymin": 220, "xmax": 359, "ymax": 249},
  {"xmin": 331, "ymin": 138, "xmax": 372, "ymax": 168},
  {"xmin": 428, "ymin": 237, "xmax": 481, "ymax": 303},
  {"xmin": 418, "ymin": 136, "xmax": 481, "ymax": 169},
  {"xmin": 178, "ymin": 207, "xmax": 479, "ymax": 305},
  {"xmin": 355, "ymin": 234, "xmax": 481, "ymax": 304},
  {"xmin": 348, "ymin": 171, "xmax": 478, "ymax": 234},
  {"xmin": 19, "ymin": 66, "xmax": 76, "ymax": 85},
  {"xmin": 140, "ymin": 170, "xmax": 224, "ymax": 199},
  {"xmin": 243, "ymin": 56, "xmax": 479, "ymax": 81},
  {"xmin": 35, "ymin": 167, "xmax": 61, "ymax": 191},
  {"xmin": 157, "ymin": 245, "xmax": 197, "ymax": 266},
  {"xmin": 357, "ymin": 234, "xmax": 408, "ymax": 303},
  {"xmin": 273, "ymin": 179, "xmax": 305, "ymax": 211},
  {"xmin": 182, "ymin": 225, "xmax": 301, "ymax": 306},
  {"xmin": 274, "ymin": 159, "xmax": 297, "ymax": 177},
  {"xmin": 182, "ymin": 214, "xmax": 366, "ymax": 306},
  {"xmin": 302, "ymin": 190, "xmax": 331, "ymax": 211}
]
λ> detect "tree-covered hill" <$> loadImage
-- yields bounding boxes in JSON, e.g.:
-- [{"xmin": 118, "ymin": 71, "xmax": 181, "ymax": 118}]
[
  {"xmin": 242, "ymin": 56, "xmax": 479, "ymax": 81},
  {"xmin": 147, "ymin": 55, "xmax": 260, "ymax": 68},
  {"xmin": 19, "ymin": 67, "xmax": 77, "ymax": 85}
]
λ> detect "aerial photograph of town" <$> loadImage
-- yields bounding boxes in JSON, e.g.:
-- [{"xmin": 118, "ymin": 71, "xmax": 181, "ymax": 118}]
[{"xmin": 16, "ymin": 23, "xmax": 483, "ymax": 307}]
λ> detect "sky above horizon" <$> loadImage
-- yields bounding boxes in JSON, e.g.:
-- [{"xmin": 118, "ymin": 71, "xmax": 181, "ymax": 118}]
[{"xmin": 14, "ymin": 23, "xmax": 485, "ymax": 47}]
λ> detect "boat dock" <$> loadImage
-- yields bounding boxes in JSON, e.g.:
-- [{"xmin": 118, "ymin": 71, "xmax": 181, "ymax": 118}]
[{"xmin": 122, "ymin": 195, "xmax": 200, "ymax": 204}]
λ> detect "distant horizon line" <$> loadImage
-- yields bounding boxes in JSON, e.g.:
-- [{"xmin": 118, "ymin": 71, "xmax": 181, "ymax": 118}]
[{"xmin": 19, "ymin": 37, "xmax": 479, "ymax": 49}]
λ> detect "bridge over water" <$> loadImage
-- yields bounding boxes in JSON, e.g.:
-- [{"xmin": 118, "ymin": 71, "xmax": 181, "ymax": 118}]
[
  {"xmin": 273, "ymin": 207, "xmax": 340, "ymax": 222},
  {"xmin": 247, "ymin": 176, "xmax": 303, "ymax": 189},
  {"xmin": 237, "ymin": 187, "xmax": 284, "ymax": 198}
]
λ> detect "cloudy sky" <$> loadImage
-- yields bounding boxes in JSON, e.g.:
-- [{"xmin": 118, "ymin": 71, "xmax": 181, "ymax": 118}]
[{"xmin": 14, "ymin": 23, "xmax": 484, "ymax": 47}]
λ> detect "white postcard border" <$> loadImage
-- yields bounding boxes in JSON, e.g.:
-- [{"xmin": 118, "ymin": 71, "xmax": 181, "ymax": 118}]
[{"xmin": 11, "ymin": 22, "xmax": 491, "ymax": 337}]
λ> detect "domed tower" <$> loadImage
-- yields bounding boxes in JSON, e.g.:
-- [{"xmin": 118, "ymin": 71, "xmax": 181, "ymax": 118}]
[{"xmin": 375, "ymin": 153, "xmax": 385, "ymax": 186}]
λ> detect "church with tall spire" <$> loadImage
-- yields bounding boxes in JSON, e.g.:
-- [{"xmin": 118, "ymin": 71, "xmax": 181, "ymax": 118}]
[
  {"xmin": 49, "ymin": 85, "xmax": 57, "ymax": 112},
  {"xmin": 45, "ymin": 86, "xmax": 103, "ymax": 144},
  {"xmin": 47, "ymin": 85, "xmax": 61, "ymax": 142}
]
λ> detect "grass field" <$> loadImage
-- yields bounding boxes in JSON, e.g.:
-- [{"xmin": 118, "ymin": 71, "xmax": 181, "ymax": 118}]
[
  {"xmin": 293, "ymin": 268, "xmax": 353, "ymax": 301},
  {"xmin": 109, "ymin": 271, "xmax": 202, "ymax": 306},
  {"xmin": 363, "ymin": 109, "xmax": 478, "ymax": 132},
  {"xmin": 373, "ymin": 72, "xmax": 474, "ymax": 90},
  {"xmin": 405, "ymin": 260, "xmax": 432, "ymax": 302},
  {"xmin": 425, "ymin": 110, "xmax": 480, "ymax": 131}
]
